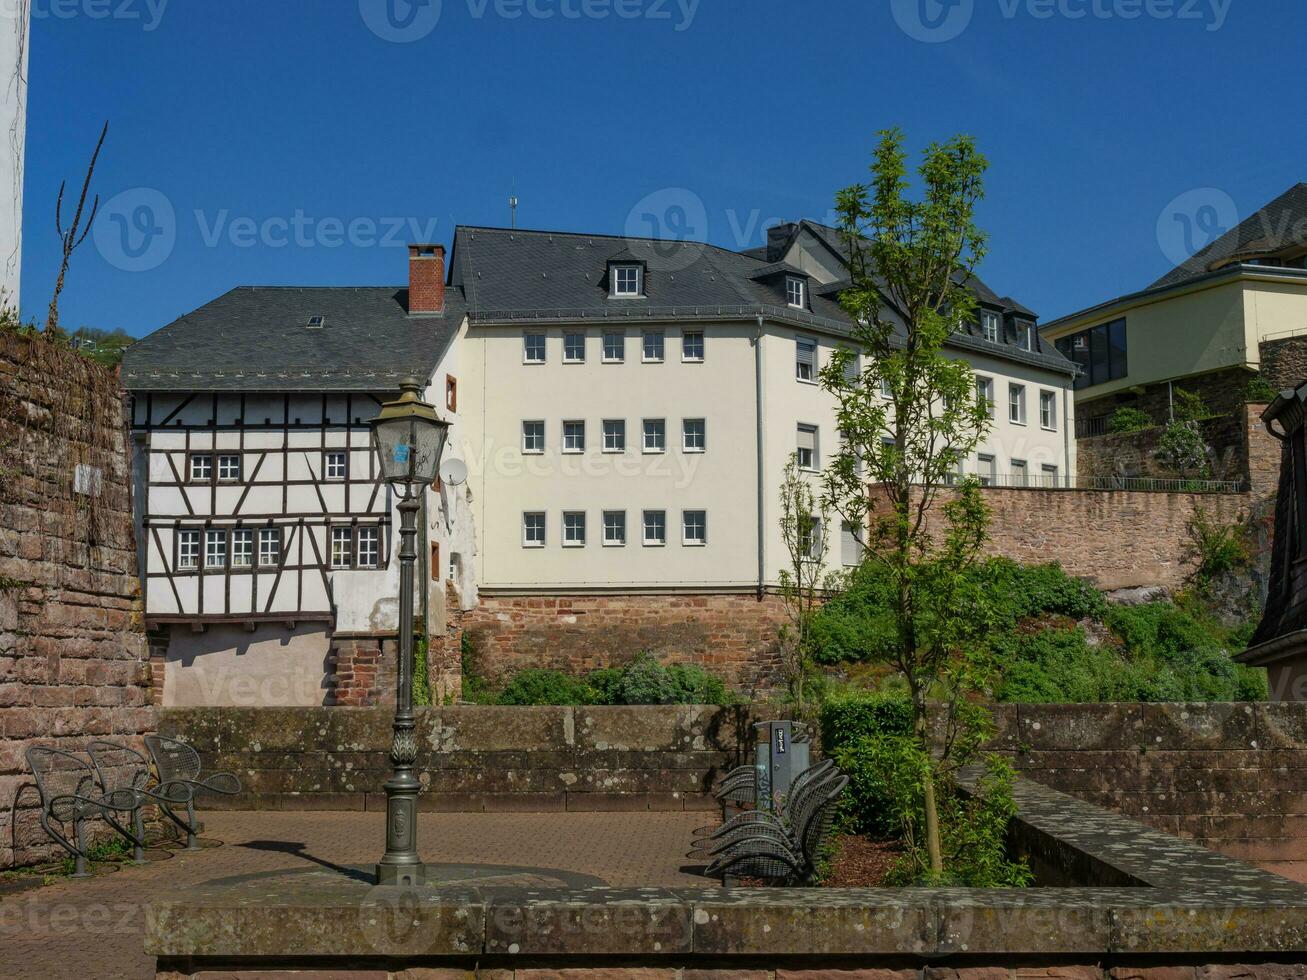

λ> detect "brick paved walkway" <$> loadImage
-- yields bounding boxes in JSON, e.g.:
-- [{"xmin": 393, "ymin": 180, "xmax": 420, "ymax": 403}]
[{"xmin": 0, "ymin": 810, "xmax": 706, "ymax": 980}]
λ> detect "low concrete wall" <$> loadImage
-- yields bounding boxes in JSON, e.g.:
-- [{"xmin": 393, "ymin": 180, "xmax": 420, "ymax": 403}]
[
  {"xmin": 157, "ymin": 704, "xmax": 758, "ymax": 812},
  {"xmin": 994, "ymin": 702, "xmax": 1307, "ymax": 866}
]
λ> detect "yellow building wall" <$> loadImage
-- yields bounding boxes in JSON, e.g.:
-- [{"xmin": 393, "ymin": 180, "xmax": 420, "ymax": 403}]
[{"xmin": 1244, "ymin": 280, "xmax": 1307, "ymax": 365}]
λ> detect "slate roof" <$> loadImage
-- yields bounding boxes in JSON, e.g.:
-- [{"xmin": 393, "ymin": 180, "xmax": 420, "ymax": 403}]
[
  {"xmin": 1151, "ymin": 183, "xmax": 1307, "ymax": 290},
  {"xmin": 122, "ymin": 286, "xmax": 465, "ymax": 392}
]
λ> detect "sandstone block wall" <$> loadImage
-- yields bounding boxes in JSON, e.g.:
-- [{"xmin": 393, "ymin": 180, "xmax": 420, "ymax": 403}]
[
  {"xmin": 0, "ymin": 332, "xmax": 151, "ymax": 868},
  {"xmin": 992, "ymin": 702, "xmax": 1307, "ymax": 866},
  {"xmin": 1259, "ymin": 335, "xmax": 1307, "ymax": 392},
  {"xmin": 461, "ymin": 592, "xmax": 788, "ymax": 694},
  {"xmin": 157, "ymin": 704, "xmax": 760, "ymax": 812}
]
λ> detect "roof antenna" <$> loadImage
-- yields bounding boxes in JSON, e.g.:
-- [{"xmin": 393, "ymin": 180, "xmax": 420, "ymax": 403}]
[{"xmin": 509, "ymin": 180, "xmax": 519, "ymax": 230}]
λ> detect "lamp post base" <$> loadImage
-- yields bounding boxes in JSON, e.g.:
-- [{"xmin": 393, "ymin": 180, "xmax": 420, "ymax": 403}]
[{"xmin": 375, "ymin": 861, "xmax": 426, "ymax": 887}]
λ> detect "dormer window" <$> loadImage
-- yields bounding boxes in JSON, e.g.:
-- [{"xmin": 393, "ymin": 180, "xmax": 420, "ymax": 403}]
[
  {"xmin": 612, "ymin": 264, "xmax": 643, "ymax": 297},
  {"xmin": 1018, "ymin": 321, "xmax": 1035, "ymax": 351},
  {"xmin": 307, "ymin": 316, "xmax": 325, "ymax": 330},
  {"xmin": 981, "ymin": 311, "xmax": 999, "ymax": 344},
  {"xmin": 786, "ymin": 276, "xmax": 807, "ymax": 309}
]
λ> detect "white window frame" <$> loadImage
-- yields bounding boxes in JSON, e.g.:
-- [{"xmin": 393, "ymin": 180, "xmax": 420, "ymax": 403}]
[
  {"xmin": 642, "ymin": 510, "xmax": 667, "ymax": 547},
  {"xmin": 642, "ymin": 330, "xmax": 665, "ymax": 362},
  {"xmin": 189, "ymin": 453, "xmax": 212, "ymax": 482},
  {"xmin": 982, "ymin": 310, "xmax": 1000, "ymax": 344},
  {"xmin": 562, "ymin": 511, "xmax": 587, "ymax": 548},
  {"xmin": 602, "ymin": 419, "xmax": 626, "ymax": 453},
  {"xmin": 330, "ymin": 527, "xmax": 353, "ymax": 569},
  {"xmin": 1040, "ymin": 390, "xmax": 1057, "ymax": 430},
  {"xmin": 603, "ymin": 330, "xmax": 625, "ymax": 362},
  {"xmin": 795, "ymin": 337, "xmax": 817, "ymax": 383},
  {"xmin": 357, "ymin": 526, "xmax": 380, "ymax": 568},
  {"xmin": 523, "ymin": 512, "xmax": 546, "ymax": 548},
  {"xmin": 564, "ymin": 331, "xmax": 586, "ymax": 363},
  {"xmin": 603, "ymin": 510, "xmax": 626, "ymax": 547},
  {"xmin": 880, "ymin": 377, "xmax": 893, "ymax": 400},
  {"xmin": 258, "ymin": 528, "xmax": 282, "ymax": 567},
  {"xmin": 1041, "ymin": 463, "xmax": 1059, "ymax": 487},
  {"xmin": 797, "ymin": 424, "xmax": 819, "ymax": 471},
  {"xmin": 522, "ymin": 420, "xmax": 545, "ymax": 455},
  {"xmin": 231, "ymin": 529, "xmax": 254, "ymax": 568},
  {"xmin": 177, "ymin": 529, "xmax": 201, "ymax": 570},
  {"xmin": 682, "ymin": 418, "xmax": 706, "ymax": 453},
  {"xmin": 205, "ymin": 529, "xmax": 227, "ymax": 569},
  {"xmin": 642, "ymin": 418, "xmax": 666, "ymax": 454},
  {"xmin": 325, "ymin": 451, "xmax": 348, "ymax": 480},
  {"xmin": 840, "ymin": 520, "xmax": 864, "ymax": 567},
  {"xmin": 977, "ymin": 376, "xmax": 995, "ymax": 418},
  {"xmin": 562, "ymin": 420, "xmax": 586, "ymax": 454},
  {"xmin": 613, "ymin": 265, "xmax": 642, "ymax": 297},
  {"xmin": 799, "ymin": 516, "xmax": 823, "ymax": 562},
  {"xmin": 523, "ymin": 332, "xmax": 547, "ymax": 364},
  {"xmin": 217, "ymin": 454, "xmax": 241, "ymax": 482},
  {"xmin": 786, "ymin": 276, "xmax": 807, "ymax": 309},
  {"xmin": 1010, "ymin": 459, "xmax": 1029, "ymax": 487},
  {"xmin": 977, "ymin": 453, "xmax": 996, "ymax": 487},
  {"xmin": 682, "ymin": 331, "xmax": 704, "ymax": 362},
  {"xmin": 1009, "ymin": 384, "xmax": 1027, "ymax": 425},
  {"xmin": 682, "ymin": 510, "xmax": 707, "ymax": 546},
  {"xmin": 1019, "ymin": 322, "xmax": 1034, "ymax": 351}
]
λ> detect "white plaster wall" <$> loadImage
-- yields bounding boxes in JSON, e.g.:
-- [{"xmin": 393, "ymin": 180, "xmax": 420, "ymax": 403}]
[
  {"xmin": 162, "ymin": 623, "xmax": 330, "ymax": 707},
  {"xmin": 0, "ymin": 3, "xmax": 28, "ymax": 308}
]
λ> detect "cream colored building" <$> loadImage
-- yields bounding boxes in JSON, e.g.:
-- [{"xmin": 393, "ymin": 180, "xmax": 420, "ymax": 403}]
[{"xmin": 1041, "ymin": 183, "xmax": 1307, "ymax": 430}]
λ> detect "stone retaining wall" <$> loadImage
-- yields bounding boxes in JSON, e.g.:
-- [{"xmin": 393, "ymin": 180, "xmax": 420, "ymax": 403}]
[
  {"xmin": 0, "ymin": 332, "xmax": 152, "ymax": 868},
  {"xmin": 157, "ymin": 704, "xmax": 759, "ymax": 812}
]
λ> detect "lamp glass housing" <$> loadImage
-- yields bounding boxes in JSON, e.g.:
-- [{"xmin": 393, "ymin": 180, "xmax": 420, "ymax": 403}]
[{"xmin": 370, "ymin": 381, "xmax": 450, "ymax": 489}]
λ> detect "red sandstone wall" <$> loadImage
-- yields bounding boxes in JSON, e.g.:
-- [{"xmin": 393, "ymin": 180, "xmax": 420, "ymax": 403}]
[
  {"xmin": 0, "ymin": 332, "xmax": 151, "ymax": 868},
  {"xmin": 461, "ymin": 593, "xmax": 787, "ymax": 695}
]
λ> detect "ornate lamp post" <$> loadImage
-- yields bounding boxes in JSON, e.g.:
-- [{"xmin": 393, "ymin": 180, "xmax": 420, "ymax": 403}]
[{"xmin": 369, "ymin": 377, "xmax": 450, "ymax": 887}]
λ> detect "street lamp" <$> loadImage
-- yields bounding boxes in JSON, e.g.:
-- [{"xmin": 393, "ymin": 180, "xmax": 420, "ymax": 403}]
[{"xmin": 369, "ymin": 377, "xmax": 450, "ymax": 887}]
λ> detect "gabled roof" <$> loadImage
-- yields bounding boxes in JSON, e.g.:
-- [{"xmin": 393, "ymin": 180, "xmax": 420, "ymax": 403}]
[
  {"xmin": 1151, "ymin": 183, "xmax": 1307, "ymax": 290},
  {"xmin": 123, "ymin": 286, "xmax": 465, "ymax": 392}
]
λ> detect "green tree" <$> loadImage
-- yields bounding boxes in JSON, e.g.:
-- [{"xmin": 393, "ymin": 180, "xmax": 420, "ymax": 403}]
[
  {"xmin": 820, "ymin": 128, "xmax": 998, "ymax": 879},
  {"xmin": 777, "ymin": 453, "xmax": 830, "ymax": 712}
]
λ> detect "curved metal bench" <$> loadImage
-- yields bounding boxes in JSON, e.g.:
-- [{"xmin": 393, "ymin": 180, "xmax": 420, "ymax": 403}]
[
  {"xmin": 87, "ymin": 740, "xmax": 187, "ymax": 862},
  {"xmin": 144, "ymin": 735, "xmax": 241, "ymax": 850},
  {"xmin": 25, "ymin": 746, "xmax": 142, "ymax": 877}
]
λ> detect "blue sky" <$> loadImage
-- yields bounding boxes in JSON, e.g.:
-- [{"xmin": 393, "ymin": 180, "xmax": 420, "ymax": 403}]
[{"xmin": 18, "ymin": 0, "xmax": 1302, "ymax": 337}]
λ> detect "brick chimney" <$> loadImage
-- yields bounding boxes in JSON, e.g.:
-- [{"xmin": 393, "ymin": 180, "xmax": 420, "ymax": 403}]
[
  {"xmin": 408, "ymin": 244, "xmax": 446, "ymax": 314},
  {"xmin": 766, "ymin": 222, "xmax": 797, "ymax": 262}
]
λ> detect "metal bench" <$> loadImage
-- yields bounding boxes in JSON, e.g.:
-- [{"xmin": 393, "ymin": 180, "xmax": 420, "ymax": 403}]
[
  {"xmin": 25, "ymin": 746, "xmax": 145, "ymax": 877},
  {"xmin": 87, "ymin": 740, "xmax": 187, "ymax": 861},
  {"xmin": 144, "ymin": 735, "xmax": 241, "ymax": 850}
]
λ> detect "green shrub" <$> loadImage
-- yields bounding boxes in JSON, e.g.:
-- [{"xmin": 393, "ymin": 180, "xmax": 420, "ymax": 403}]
[
  {"xmin": 1108, "ymin": 407, "xmax": 1152, "ymax": 433},
  {"xmin": 1246, "ymin": 375, "xmax": 1277, "ymax": 402},
  {"xmin": 482, "ymin": 654, "xmax": 736, "ymax": 706},
  {"xmin": 496, "ymin": 669, "xmax": 596, "ymax": 706},
  {"xmin": 1187, "ymin": 506, "xmax": 1251, "ymax": 581},
  {"xmin": 819, "ymin": 690, "xmax": 914, "ymax": 838},
  {"xmin": 1154, "ymin": 419, "xmax": 1212, "ymax": 477}
]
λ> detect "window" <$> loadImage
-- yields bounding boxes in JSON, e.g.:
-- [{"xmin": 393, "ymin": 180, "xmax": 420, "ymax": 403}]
[
  {"xmin": 1041, "ymin": 463, "xmax": 1059, "ymax": 487},
  {"xmin": 682, "ymin": 418, "xmax": 706, "ymax": 452},
  {"xmin": 231, "ymin": 529, "xmax": 254, "ymax": 568},
  {"xmin": 218, "ymin": 455, "xmax": 242, "ymax": 481},
  {"xmin": 325, "ymin": 451, "xmax": 347, "ymax": 480},
  {"xmin": 524, "ymin": 332, "xmax": 546, "ymax": 364},
  {"xmin": 563, "ymin": 420, "xmax": 586, "ymax": 453},
  {"xmin": 357, "ymin": 527, "xmax": 380, "ymax": 568},
  {"xmin": 258, "ymin": 528, "xmax": 282, "ymax": 567},
  {"xmin": 449, "ymin": 551, "xmax": 460, "ymax": 582},
  {"xmin": 683, "ymin": 510, "xmax": 707, "ymax": 546},
  {"xmin": 642, "ymin": 510, "xmax": 666, "ymax": 546},
  {"xmin": 177, "ymin": 530, "xmax": 201, "ymax": 570},
  {"xmin": 563, "ymin": 512, "xmax": 586, "ymax": 547},
  {"xmin": 786, "ymin": 276, "xmax": 807, "ymax": 309},
  {"xmin": 522, "ymin": 421, "xmax": 545, "ymax": 454},
  {"xmin": 205, "ymin": 530, "xmax": 227, "ymax": 569},
  {"xmin": 643, "ymin": 330, "xmax": 665, "ymax": 362},
  {"xmin": 613, "ymin": 265, "xmax": 642, "ymax": 297},
  {"xmin": 842, "ymin": 351, "xmax": 860, "ymax": 382},
  {"xmin": 1008, "ymin": 384, "xmax": 1026, "ymax": 425},
  {"xmin": 880, "ymin": 376, "xmax": 893, "ymax": 400},
  {"xmin": 330, "ymin": 528, "xmax": 352, "ymax": 568},
  {"xmin": 977, "ymin": 453, "xmax": 996, "ymax": 487},
  {"xmin": 981, "ymin": 310, "xmax": 1000, "ymax": 343},
  {"xmin": 976, "ymin": 376, "xmax": 995, "ymax": 418},
  {"xmin": 446, "ymin": 374, "xmax": 458, "ymax": 412},
  {"xmin": 1010, "ymin": 459, "xmax": 1028, "ymax": 487},
  {"xmin": 840, "ymin": 521, "xmax": 863, "ymax": 567},
  {"xmin": 682, "ymin": 331, "xmax": 704, "ymax": 362},
  {"xmin": 796, "ymin": 337, "xmax": 817, "ymax": 382},
  {"xmin": 603, "ymin": 510, "xmax": 626, "ymax": 546},
  {"xmin": 564, "ymin": 332, "xmax": 586, "ymax": 363},
  {"xmin": 797, "ymin": 424, "xmax": 819, "ymax": 471},
  {"xmin": 523, "ymin": 512, "xmax": 546, "ymax": 547},
  {"xmin": 189, "ymin": 454, "xmax": 212, "ymax": 481},
  {"xmin": 602, "ymin": 419, "xmax": 626, "ymax": 453},
  {"xmin": 307, "ymin": 315, "xmax": 325, "ymax": 329},
  {"xmin": 1055, "ymin": 318, "xmax": 1127, "ymax": 390},
  {"xmin": 1018, "ymin": 322, "xmax": 1034, "ymax": 351},
  {"xmin": 603, "ymin": 330, "xmax": 625, "ymax": 362},
  {"xmin": 1040, "ymin": 390, "xmax": 1057, "ymax": 430},
  {"xmin": 799, "ymin": 516, "xmax": 822, "ymax": 561},
  {"xmin": 643, "ymin": 419, "xmax": 666, "ymax": 453}
]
